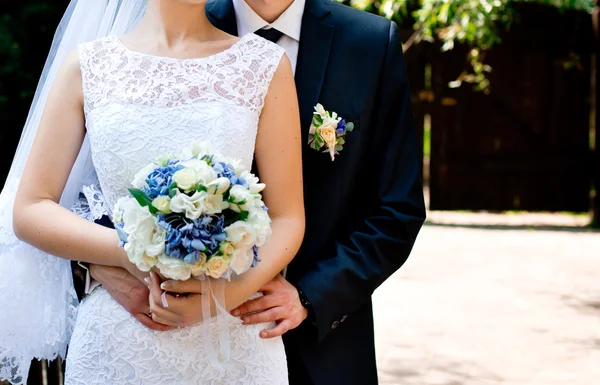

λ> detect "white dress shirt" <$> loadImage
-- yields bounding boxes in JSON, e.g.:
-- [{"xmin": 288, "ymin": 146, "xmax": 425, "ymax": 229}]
[{"xmin": 232, "ymin": 0, "xmax": 305, "ymax": 73}]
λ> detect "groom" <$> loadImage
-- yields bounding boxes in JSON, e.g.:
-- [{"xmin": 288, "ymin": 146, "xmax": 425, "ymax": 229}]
[{"xmin": 84, "ymin": 0, "xmax": 425, "ymax": 384}]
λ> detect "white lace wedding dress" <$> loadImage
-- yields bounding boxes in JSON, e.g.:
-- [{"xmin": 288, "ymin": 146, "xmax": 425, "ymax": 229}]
[{"xmin": 64, "ymin": 34, "xmax": 288, "ymax": 384}]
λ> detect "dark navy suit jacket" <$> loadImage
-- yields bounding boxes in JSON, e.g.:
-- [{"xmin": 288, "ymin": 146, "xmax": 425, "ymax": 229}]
[{"xmin": 206, "ymin": 0, "xmax": 426, "ymax": 383}]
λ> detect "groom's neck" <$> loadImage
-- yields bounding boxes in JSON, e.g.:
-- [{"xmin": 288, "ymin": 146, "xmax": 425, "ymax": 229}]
[{"xmin": 244, "ymin": 0, "xmax": 296, "ymax": 24}]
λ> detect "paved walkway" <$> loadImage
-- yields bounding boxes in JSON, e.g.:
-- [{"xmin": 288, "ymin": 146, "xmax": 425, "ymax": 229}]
[{"xmin": 374, "ymin": 215, "xmax": 600, "ymax": 385}]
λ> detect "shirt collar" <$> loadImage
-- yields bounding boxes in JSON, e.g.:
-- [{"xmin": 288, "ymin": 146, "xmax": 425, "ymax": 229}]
[{"xmin": 233, "ymin": 0, "xmax": 305, "ymax": 41}]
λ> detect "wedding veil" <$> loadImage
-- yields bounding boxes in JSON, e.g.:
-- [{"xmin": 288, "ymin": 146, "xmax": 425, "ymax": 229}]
[{"xmin": 0, "ymin": 1, "xmax": 147, "ymax": 383}]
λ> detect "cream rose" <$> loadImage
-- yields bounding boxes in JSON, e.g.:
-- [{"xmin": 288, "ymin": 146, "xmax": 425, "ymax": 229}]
[
  {"xmin": 190, "ymin": 253, "xmax": 208, "ymax": 276},
  {"xmin": 156, "ymin": 254, "xmax": 192, "ymax": 281},
  {"xmin": 206, "ymin": 256, "xmax": 229, "ymax": 279},
  {"xmin": 318, "ymin": 125, "xmax": 337, "ymax": 148},
  {"xmin": 172, "ymin": 167, "xmax": 199, "ymax": 192},
  {"xmin": 152, "ymin": 196, "xmax": 172, "ymax": 214}
]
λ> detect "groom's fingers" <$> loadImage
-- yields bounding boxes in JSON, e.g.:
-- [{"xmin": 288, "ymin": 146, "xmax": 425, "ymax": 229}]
[
  {"xmin": 232, "ymin": 295, "xmax": 279, "ymax": 317},
  {"xmin": 241, "ymin": 308, "xmax": 282, "ymax": 325},
  {"xmin": 260, "ymin": 320, "xmax": 292, "ymax": 339},
  {"xmin": 135, "ymin": 313, "xmax": 175, "ymax": 331}
]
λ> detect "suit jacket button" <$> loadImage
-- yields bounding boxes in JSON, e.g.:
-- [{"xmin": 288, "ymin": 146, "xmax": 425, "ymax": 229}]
[
  {"xmin": 331, "ymin": 321, "xmax": 340, "ymax": 330},
  {"xmin": 340, "ymin": 315, "xmax": 348, "ymax": 323}
]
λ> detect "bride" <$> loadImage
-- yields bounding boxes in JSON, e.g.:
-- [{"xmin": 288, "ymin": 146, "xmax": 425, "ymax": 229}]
[{"xmin": 0, "ymin": 0, "xmax": 304, "ymax": 384}]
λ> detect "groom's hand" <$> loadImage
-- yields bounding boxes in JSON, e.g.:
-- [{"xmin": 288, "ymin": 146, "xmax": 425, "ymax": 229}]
[
  {"xmin": 90, "ymin": 264, "xmax": 175, "ymax": 332},
  {"xmin": 231, "ymin": 275, "xmax": 308, "ymax": 339}
]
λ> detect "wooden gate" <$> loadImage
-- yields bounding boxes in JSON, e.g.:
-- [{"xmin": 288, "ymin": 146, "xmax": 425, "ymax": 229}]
[{"xmin": 423, "ymin": 4, "xmax": 594, "ymax": 211}]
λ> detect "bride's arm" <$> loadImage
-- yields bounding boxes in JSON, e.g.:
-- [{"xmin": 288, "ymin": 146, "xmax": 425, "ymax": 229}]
[
  {"xmin": 12, "ymin": 50, "xmax": 136, "ymax": 276},
  {"xmin": 223, "ymin": 53, "xmax": 305, "ymax": 307},
  {"xmin": 148, "ymin": 54, "xmax": 304, "ymax": 325}
]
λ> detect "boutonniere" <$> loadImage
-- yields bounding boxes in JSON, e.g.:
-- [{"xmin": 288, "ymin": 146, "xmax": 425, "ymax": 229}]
[{"xmin": 308, "ymin": 103, "xmax": 354, "ymax": 161}]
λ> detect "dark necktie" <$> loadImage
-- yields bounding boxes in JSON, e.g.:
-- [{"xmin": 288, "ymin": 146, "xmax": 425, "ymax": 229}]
[{"xmin": 254, "ymin": 28, "xmax": 284, "ymax": 43}]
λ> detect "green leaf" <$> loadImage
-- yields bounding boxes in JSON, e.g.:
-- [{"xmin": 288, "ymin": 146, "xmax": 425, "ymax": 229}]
[
  {"xmin": 314, "ymin": 114, "xmax": 323, "ymax": 124},
  {"xmin": 128, "ymin": 188, "xmax": 158, "ymax": 215},
  {"xmin": 346, "ymin": 122, "xmax": 354, "ymax": 132},
  {"xmin": 197, "ymin": 185, "xmax": 207, "ymax": 192}
]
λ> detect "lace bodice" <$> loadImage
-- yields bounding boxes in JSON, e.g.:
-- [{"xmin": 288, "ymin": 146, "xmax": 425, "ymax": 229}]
[{"xmin": 79, "ymin": 34, "xmax": 284, "ymax": 212}]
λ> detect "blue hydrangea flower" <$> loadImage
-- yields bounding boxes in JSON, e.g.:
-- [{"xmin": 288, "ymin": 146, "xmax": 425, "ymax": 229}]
[
  {"xmin": 158, "ymin": 214, "xmax": 227, "ymax": 263},
  {"xmin": 212, "ymin": 162, "xmax": 248, "ymax": 188},
  {"xmin": 251, "ymin": 246, "xmax": 261, "ymax": 268},
  {"xmin": 336, "ymin": 119, "xmax": 347, "ymax": 136},
  {"xmin": 144, "ymin": 163, "xmax": 184, "ymax": 199}
]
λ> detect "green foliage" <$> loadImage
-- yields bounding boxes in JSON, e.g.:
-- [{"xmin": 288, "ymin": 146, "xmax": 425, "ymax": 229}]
[{"xmin": 336, "ymin": 0, "xmax": 595, "ymax": 92}]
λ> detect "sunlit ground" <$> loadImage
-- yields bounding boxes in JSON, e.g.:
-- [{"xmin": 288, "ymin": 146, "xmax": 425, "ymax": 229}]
[{"xmin": 374, "ymin": 211, "xmax": 600, "ymax": 385}]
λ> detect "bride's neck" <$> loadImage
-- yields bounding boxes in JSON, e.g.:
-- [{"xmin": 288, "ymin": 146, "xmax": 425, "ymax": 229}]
[{"xmin": 139, "ymin": 1, "xmax": 215, "ymax": 44}]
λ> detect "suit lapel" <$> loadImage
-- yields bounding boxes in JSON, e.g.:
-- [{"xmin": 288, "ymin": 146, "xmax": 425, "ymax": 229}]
[
  {"xmin": 295, "ymin": 0, "xmax": 334, "ymax": 131},
  {"xmin": 206, "ymin": 0, "xmax": 238, "ymax": 36}
]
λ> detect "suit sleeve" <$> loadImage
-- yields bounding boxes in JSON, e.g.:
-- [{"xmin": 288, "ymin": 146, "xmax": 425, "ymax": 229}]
[{"xmin": 294, "ymin": 22, "xmax": 426, "ymax": 342}]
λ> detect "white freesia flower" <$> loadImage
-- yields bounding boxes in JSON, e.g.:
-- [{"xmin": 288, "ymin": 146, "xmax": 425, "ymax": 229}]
[
  {"xmin": 131, "ymin": 163, "xmax": 159, "ymax": 189},
  {"xmin": 314, "ymin": 103, "xmax": 327, "ymax": 117},
  {"xmin": 152, "ymin": 196, "xmax": 172, "ymax": 214},
  {"xmin": 206, "ymin": 256, "xmax": 229, "ymax": 279},
  {"xmin": 240, "ymin": 171, "xmax": 266, "ymax": 194},
  {"xmin": 181, "ymin": 140, "xmax": 212, "ymax": 159},
  {"xmin": 172, "ymin": 168, "xmax": 199, "ymax": 192},
  {"xmin": 220, "ymin": 156, "xmax": 246, "ymax": 175},
  {"xmin": 224, "ymin": 220, "xmax": 257, "ymax": 247},
  {"xmin": 170, "ymin": 190, "xmax": 203, "ymax": 220},
  {"xmin": 203, "ymin": 193, "xmax": 228, "ymax": 215},
  {"xmin": 112, "ymin": 196, "xmax": 133, "ymax": 224},
  {"xmin": 156, "ymin": 254, "xmax": 192, "ymax": 281},
  {"xmin": 230, "ymin": 247, "xmax": 254, "ymax": 275},
  {"xmin": 206, "ymin": 177, "xmax": 231, "ymax": 195}
]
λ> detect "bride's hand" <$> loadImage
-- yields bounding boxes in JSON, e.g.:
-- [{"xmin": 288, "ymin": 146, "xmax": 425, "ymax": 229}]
[{"xmin": 147, "ymin": 272, "xmax": 209, "ymax": 327}]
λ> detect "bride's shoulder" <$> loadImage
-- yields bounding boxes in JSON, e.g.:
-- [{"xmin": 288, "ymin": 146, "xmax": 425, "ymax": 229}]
[
  {"xmin": 78, "ymin": 36, "xmax": 120, "ymax": 60},
  {"xmin": 240, "ymin": 33, "xmax": 286, "ymax": 60}
]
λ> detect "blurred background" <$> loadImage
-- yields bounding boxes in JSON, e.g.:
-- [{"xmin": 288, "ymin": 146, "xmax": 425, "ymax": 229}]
[{"xmin": 1, "ymin": 1, "xmax": 599, "ymax": 384}]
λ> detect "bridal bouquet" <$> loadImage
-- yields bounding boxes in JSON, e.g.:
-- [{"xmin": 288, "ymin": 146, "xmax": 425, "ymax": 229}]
[{"xmin": 113, "ymin": 141, "xmax": 271, "ymax": 281}]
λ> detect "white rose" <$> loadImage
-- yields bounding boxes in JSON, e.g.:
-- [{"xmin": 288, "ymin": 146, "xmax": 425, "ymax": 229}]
[
  {"xmin": 248, "ymin": 207, "xmax": 272, "ymax": 247},
  {"xmin": 122, "ymin": 216, "xmax": 165, "ymax": 271},
  {"xmin": 230, "ymin": 247, "xmax": 254, "ymax": 275},
  {"xmin": 206, "ymin": 256, "xmax": 230, "ymax": 279},
  {"xmin": 240, "ymin": 171, "xmax": 266, "ymax": 194},
  {"xmin": 224, "ymin": 220, "xmax": 257, "ymax": 247},
  {"xmin": 172, "ymin": 167, "xmax": 199, "ymax": 192},
  {"xmin": 182, "ymin": 158, "xmax": 217, "ymax": 185},
  {"xmin": 181, "ymin": 140, "xmax": 212, "ymax": 159},
  {"xmin": 156, "ymin": 254, "xmax": 192, "ymax": 281},
  {"xmin": 112, "ymin": 196, "xmax": 133, "ymax": 224},
  {"xmin": 131, "ymin": 163, "xmax": 159, "ymax": 189},
  {"xmin": 152, "ymin": 196, "xmax": 172, "ymax": 214},
  {"xmin": 120, "ymin": 199, "xmax": 153, "ymax": 234}
]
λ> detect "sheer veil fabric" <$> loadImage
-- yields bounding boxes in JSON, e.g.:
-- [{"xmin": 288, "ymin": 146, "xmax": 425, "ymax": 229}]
[{"xmin": 0, "ymin": 1, "xmax": 147, "ymax": 383}]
